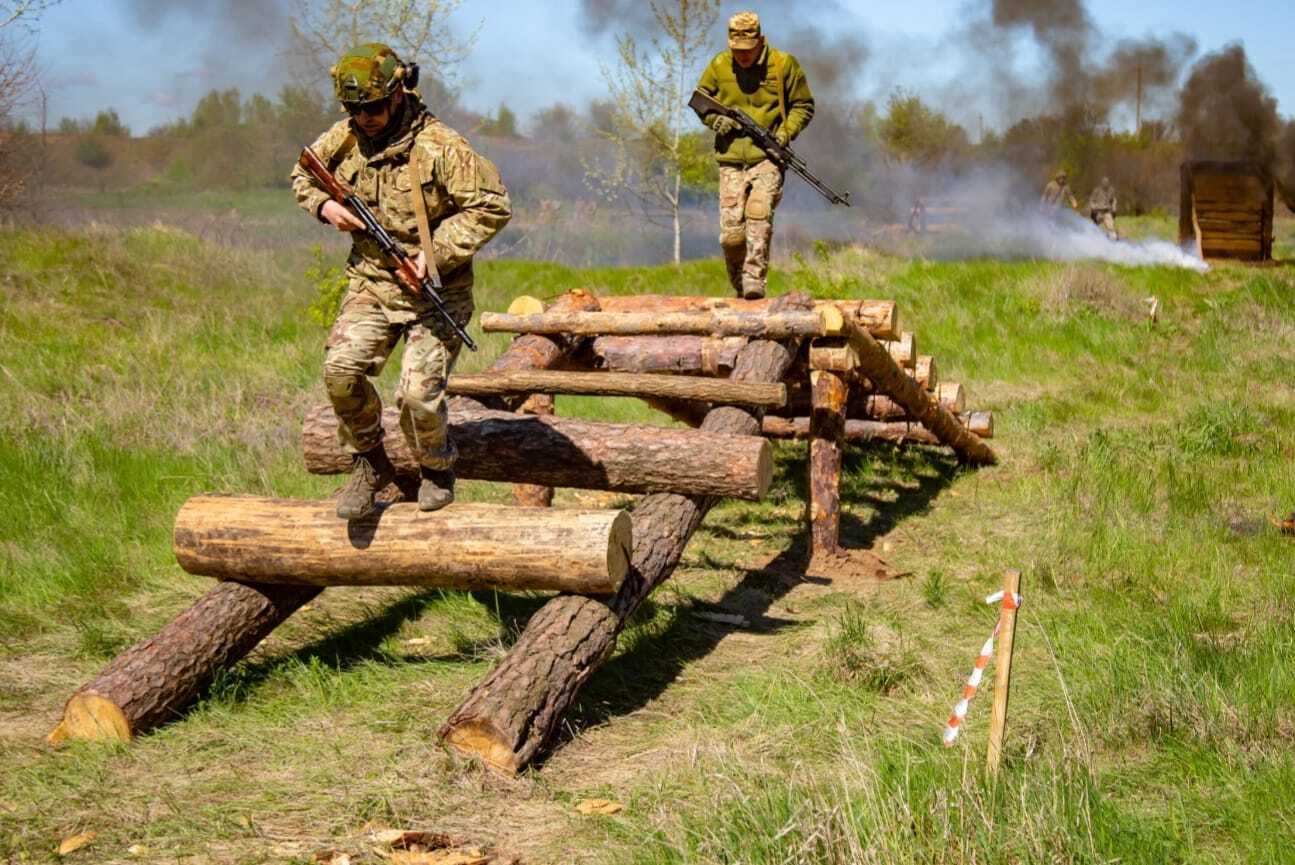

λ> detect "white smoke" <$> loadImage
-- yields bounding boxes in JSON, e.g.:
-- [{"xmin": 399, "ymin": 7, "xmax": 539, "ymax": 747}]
[{"xmin": 871, "ymin": 164, "xmax": 1209, "ymax": 272}]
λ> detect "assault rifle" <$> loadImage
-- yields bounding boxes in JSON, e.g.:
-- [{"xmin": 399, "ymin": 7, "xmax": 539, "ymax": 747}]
[
  {"xmin": 689, "ymin": 89, "xmax": 851, "ymax": 207},
  {"xmin": 298, "ymin": 146, "xmax": 477, "ymax": 351}
]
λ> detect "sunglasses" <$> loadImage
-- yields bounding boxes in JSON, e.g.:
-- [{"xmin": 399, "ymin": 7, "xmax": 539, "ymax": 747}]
[{"xmin": 344, "ymin": 97, "xmax": 390, "ymax": 118}]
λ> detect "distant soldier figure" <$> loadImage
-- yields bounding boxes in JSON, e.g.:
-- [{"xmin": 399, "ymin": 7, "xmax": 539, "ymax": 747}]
[
  {"xmin": 291, "ymin": 43, "xmax": 511, "ymax": 520},
  {"xmin": 693, "ymin": 11, "xmax": 814, "ymax": 299},
  {"xmin": 907, "ymin": 198, "xmax": 928, "ymax": 234},
  {"xmin": 1088, "ymin": 176, "xmax": 1119, "ymax": 240},
  {"xmin": 1040, "ymin": 169, "xmax": 1078, "ymax": 218}
]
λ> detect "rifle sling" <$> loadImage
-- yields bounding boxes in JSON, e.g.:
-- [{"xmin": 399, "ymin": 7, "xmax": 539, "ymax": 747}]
[{"xmin": 409, "ymin": 143, "xmax": 439, "ymax": 279}]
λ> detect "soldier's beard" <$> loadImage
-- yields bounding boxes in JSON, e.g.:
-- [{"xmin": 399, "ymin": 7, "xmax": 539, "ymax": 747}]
[{"xmin": 361, "ymin": 97, "xmax": 408, "ymax": 148}]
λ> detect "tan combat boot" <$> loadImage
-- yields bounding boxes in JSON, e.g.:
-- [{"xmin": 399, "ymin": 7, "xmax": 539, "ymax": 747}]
[
  {"xmin": 336, "ymin": 445, "xmax": 397, "ymax": 520},
  {"xmin": 722, "ymin": 244, "xmax": 746, "ymax": 296},
  {"xmin": 418, "ymin": 467, "xmax": 455, "ymax": 512}
]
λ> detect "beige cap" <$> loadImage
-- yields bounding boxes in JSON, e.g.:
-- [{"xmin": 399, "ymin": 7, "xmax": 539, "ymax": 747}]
[{"xmin": 728, "ymin": 11, "xmax": 762, "ymax": 50}]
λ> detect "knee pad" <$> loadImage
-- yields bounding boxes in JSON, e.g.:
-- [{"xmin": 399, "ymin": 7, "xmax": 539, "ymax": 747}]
[
  {"xmin": 324, "ymin": 370, "xmax": 363, "ymax": 402},
  {"xmin": 720, "ymin": 233, "xmax": 746, "ymax": 250},
  {"xmin": 744, "ymin": 197, "xmax": 772, "ymax": 221}
]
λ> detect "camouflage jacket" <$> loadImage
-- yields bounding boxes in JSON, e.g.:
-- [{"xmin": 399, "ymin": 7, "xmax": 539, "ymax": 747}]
[
  {"xmin": 1040, "ymin": 180, "xmax": 1078, "ymax": 211},
  {"xmin": 291, "ymin": 95, "xmax": 511, "ymax": 305},
  {"xmin": 694, "ymin": 45, "xmax": 815, "ymax": 167},
  {"xmin": 1088, "ymin": 184, "xmax": 1117, "ymax": 214}
]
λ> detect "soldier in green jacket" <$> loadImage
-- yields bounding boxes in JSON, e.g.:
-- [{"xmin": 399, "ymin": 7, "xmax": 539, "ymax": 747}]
[
  {"xmin": 693, "ymin": 11, "xmax": 815, "ymax": 299},
  {"xmin": 291, "ymin": 43, "xmax": 511, "ymax": 520}
]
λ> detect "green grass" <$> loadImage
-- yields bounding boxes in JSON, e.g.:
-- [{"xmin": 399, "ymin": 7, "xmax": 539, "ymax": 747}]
[{"xmin": 1, "ymin": 220, "xmax": 1293, "ymax": 864}]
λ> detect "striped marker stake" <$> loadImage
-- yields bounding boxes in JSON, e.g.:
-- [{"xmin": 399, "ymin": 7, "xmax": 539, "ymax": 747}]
[{"xmin": 943, "ymin": 570, "xmax": 1023, "ymax": 770}]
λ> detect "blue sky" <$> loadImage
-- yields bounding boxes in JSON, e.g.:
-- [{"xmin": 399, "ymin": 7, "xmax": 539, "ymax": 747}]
[{"xmin": 29, "ymin": 0, "xmax": 1295, "ymax": 134}]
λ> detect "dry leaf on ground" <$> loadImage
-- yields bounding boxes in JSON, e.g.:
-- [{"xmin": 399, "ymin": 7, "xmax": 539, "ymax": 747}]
[
  {"xmin": 575, "ymin": 798, "xmax": 624, "ymax": 815},
  {"xmin": 57, "ymin": 832, "xmax": 96, "ymax": 856}
]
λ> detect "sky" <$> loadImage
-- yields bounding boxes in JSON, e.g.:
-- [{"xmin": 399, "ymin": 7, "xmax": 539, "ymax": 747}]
[{"xmin": 25, "ymin": 0, "xmax": 1295, "ymax": 134}]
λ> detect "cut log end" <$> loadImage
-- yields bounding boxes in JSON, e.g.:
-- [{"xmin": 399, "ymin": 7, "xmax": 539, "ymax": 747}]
[
  {"xmin": 755, "ymin": 438, "xmax": 774, "ymax": 499},
  {"xmin": 48, "ymin": 693, "xmax": 132, "ymax": 744},
  {"xmin": 507, "ymin": 295, "xmax": 546, "ymax": 316},
  {"xmin": 443, "ymin": 720, "xmax": 521, "ymax": 775}
]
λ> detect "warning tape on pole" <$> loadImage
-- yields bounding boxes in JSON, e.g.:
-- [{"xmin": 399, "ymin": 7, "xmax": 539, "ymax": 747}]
[{"xmin": 942, "ymin": 590, "xmax": 1022, "ymax": 747}]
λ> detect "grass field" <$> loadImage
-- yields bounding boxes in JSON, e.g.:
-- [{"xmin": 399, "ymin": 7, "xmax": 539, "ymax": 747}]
[{"xmin": 1, "ymin": 216, "xmax": 1294, "ymax": 864}]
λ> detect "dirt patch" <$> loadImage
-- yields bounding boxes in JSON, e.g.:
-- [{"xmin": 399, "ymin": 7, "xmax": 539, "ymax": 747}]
[{"xmin": 806, "ymin": 549, "xmax": 907, "ymax": 584}]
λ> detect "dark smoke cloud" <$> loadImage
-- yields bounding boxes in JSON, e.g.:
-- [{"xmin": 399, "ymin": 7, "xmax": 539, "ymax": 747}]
[
  {"xmin": 1178, "ymin": 43, "xmax": 1295, "ymax": 209},
  {"xmin": 576, "ymin": 0, "xmax": 659, "ymax": 37}
]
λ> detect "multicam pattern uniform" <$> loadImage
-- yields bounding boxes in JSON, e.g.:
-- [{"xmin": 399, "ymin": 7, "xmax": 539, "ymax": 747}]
[
  {"xmin": 291, "ymin": 95, "xmax": 511, "ymax": 469},
  {"xmin": 1088, "ymin": 182, "xmax": 1118, "ymax": 240},
  {"xmin": 694, "ymin": 44, "xmax": 814, "ymax": 297}
]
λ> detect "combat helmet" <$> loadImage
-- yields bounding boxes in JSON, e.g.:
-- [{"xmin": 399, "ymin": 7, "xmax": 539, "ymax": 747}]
[{"xmin": 331, "ymin": 43, "xmax": 420, "ymax": 105}]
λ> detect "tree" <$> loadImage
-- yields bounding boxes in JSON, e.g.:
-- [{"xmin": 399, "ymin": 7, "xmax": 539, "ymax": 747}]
[
  {"xmin": 585, "ymin": 0, "xmax": 720, "ymax": 265},
  {"xmin": 477, "ymin": 103, "xmax": 519, "ymax": 138},
  {"xmin": 877, "ymin": 89, "xmax": 969, "ymax": 167},
  {"xmin": 0, "ymin": 3, "xmax": 59, "ymax": 205},
  {"xmin": 287, "ymin": 0, "xmax": 476, "ymax": 108},
  {"xmin": 91, "ymin": 109, "xmax": 128, "ymax": 137}
]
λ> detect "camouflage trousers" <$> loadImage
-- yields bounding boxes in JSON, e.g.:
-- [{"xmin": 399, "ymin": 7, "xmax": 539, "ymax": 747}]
[
  {"xmin": 718, "ymin": 160, "xmax": 784, "ymax": 298},
  {"xmin": 322, "ymin": 280, "xmax": 473, "ymax": 470},
  {"xmin": 1091, "ymin": 209, "xmax": 1118, "ymax": 241}
]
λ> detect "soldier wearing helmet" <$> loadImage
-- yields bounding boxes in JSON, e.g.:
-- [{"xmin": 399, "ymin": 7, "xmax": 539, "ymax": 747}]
[
  {"xmin": 1039, "ymin": 168, "xmax": 1078, "ymax": 217},
  {"xmin": 290, "ymin": 43, "xmax": 512, "ymax": 520},
  {"xmin": 1087, "ymin": 176, "xmax": 1119, "ymax": 240},
  {"xmin": 692, "ymin": 11, "xmax": 815, "ymax": 299}
]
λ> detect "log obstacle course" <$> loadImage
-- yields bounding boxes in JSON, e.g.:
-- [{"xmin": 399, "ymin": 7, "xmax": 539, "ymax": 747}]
[{"xmin": 51, "ymin": 286, "xmax": 996, "ymax": 772}]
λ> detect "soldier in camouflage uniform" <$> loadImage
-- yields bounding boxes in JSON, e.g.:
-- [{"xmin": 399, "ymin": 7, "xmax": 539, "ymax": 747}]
[
  {"xmin": 1039, "ymin": 169, "xmax": 1079, "ymax": 218},
  {"xmin": 292, "ymin": 43, "xmax": 511, "ymax": 520},
  {"xmin": 1087, "ymin": 176, "xmax": 1118, "ymax": 240},
  {"xmin": 693, "ymin": 11, "xmax": 814, "ymax": 299}
]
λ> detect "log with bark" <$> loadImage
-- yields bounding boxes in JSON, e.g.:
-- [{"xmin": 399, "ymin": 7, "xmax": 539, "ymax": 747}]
[
  {"xmin": 513, "ymin": 394, "xmax": 555, "ymax": 507},
  {"xmin": 482, "ymin": 290, "xmax": 602, "ymax": 411},
  {"xmin": 840, "ymin": 320, "xmax": 996, "ymax": 465},
  {"xmin": 762, "ymin": 411, "xmax": 993, "ymax": 442},
  {"xmin": 438, "ymin": 301, "xmax": 805, "ymax": 773},
  {"xmin": 49, "ymin": 580, "xmax": 320, "ymax": 743},
  {"xmin": 480, "ymin": 308, "xmax": 842, "ymax": 340},
  {"xmin": 303, "ymin": 404, "xmax": 775, "ymax": 500},
  {"xmin": 587, "ymin": 335, "xmax": 747, "ymax": 375},
  {"xmin": 586, "ymin": 294, "xmax": 900, "ymax": 340},
  {"xmin": 809, "ymin": 370, "xmax": 847, "ymax": 556},
  {"xmin": 447, "ymin": 369, "xmax": 786, "ymax": 408},
  {"xmin": 808, "ymin": 338, "xmax": 856, "ymax": 373},
  {"xmin": 174, "ymin": 495, "xmax": 632, "ymax": 594},
  {"xmin": 885, "ymin": 331, "xmax": 917, "ymax": 369},
  {"xmin": 914, "ymin": 355, "xmax": 937, "ymax": 391}
]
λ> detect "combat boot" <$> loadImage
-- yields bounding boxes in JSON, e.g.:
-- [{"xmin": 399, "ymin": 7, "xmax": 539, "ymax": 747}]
[
  {"xmin": 418, "ymin": 467, "xmax": 455, "ymax": 512},
  {"xmin": 336, "ymin": 445, "xmax": 396, "ymax": 520},
  {"xmin": 722, "ymin": 244, "xmax": 746, "ymax": 296}
]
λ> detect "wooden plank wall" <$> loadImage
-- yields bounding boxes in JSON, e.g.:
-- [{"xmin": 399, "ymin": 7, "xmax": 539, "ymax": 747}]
[{"xmin": 1180, "ymin": 161, "xmax": 1274, "ymax": 261}]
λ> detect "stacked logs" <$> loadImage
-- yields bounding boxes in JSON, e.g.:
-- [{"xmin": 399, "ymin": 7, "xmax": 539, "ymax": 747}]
[{"xmin": 50, "ymin": 288, "xmax": 996, "ymax": 779}]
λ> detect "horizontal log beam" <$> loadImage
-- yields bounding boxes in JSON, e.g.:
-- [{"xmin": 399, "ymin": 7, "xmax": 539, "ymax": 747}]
[
  {"xmin": 589, "ymin": 335, "xmax": 747, "ymax": 375},
  {"xmin": 480, "ymin": 308, "xmax": 841, "ymax": 340},
  {"xmin": 584, "ymin": 294, "xmax": 900, "ymax": 340},
  {"xmin": 174, "ymin": 495, "xmax": 631, "ymax": 595},
  {"xmin": 447, "ymin": 370, "xmax": 785, "ymax": 407},
  {"xmin": 303, "ymin": 404, "xmax": 774, "ymax": 500},
  {"xmin": 762, "ymin": 411, "xmax": 993, "ymax": 442}
]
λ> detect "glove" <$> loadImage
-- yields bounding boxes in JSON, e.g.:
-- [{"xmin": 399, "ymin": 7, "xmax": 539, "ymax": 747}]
[
  {"xmin": 710, "ymin": 114, "xmax": 740, "ymax": 136},
  {"xmin": 774, "ymin": 128, "xmax": 791, "ymax": 147}
]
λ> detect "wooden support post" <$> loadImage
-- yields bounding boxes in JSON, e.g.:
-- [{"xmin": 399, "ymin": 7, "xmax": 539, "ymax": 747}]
[
  {"xmin": 513, "ymin": 394, "xmax": 555, "ymax": 507},
  {"xmin": 809, "ymin": 370, "xmax": 848, "ymax": 557},
  {"xmin": 986, "ymin": 568, "xmax": 1022, "ymax": 776}
]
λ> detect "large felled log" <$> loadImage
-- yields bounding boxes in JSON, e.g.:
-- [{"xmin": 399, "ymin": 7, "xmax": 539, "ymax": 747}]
[
  {"xmin": 447, "ymin": 369, "xmax": 786, "ymax": 408},
  {"xmin": 174, "ymin": 495, "xmax": 631, "ymax": 594},
  {"xmin": 439, "ymin": 304, "xmax": 804, "ymax": 773},
  {"xmin": 480, "ymin": 308, "xmax": 841, "ymax": 340},
  {"xmin": 588, "ymin": 335, "xmax": 747, "ymax": 375},
  {"xmin": 484, "ymin": 290, "xmax": 601, "ymax": 411},
  {"xmin": 49, "ymin": 580, "xmax": 320, "ymax": 743},
  {"xmin": 589, "ymin": 294, "xmax": 900, "ymax": 340},
  {"xmin": 809, "ymin": 370, "xmax": 847, "ymax": 556},
  {"xmin": 842, "ymin": 320, "xmax": 996, "ymax": 465},
  {"xmin": 303, "ymin": 404, "xmax": 774, "ymax": 500},
  {"xmin": 762, "ymin": 411, "xmax": 993, "ymax": 442}
]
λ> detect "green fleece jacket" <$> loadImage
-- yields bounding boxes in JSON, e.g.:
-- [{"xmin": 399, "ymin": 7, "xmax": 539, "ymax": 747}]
[{"xmin": 693, "ymin": 45, "xmax": 815, "ymax": 167}]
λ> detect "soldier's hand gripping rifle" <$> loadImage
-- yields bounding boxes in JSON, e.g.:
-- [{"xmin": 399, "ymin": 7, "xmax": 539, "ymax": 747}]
[
  {"xmin": 689, "ymin": 89, "xmax": 851, "ymax": 207},
  {"xmin": 298, "ymin": 147, "xmax": 478, "ymax": 351}
]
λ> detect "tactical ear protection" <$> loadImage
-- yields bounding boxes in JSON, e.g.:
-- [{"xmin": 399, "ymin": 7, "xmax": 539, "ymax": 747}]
[{"xmin": 396, "ymin": 61, "xmax": 420, "ymax": 91}]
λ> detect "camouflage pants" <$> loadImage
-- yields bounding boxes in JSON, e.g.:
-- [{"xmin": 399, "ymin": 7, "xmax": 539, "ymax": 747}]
[
  {"xmin": 718, "ymin": 160, "xmax": 784, "ymax": 298},
  {"xmin": 1091, "ymin": 209, "xmax": 1118, "ymax": 241},
  {"xmin": 322, "ymin": 281, "xmax": 473, "ymax": 470}
]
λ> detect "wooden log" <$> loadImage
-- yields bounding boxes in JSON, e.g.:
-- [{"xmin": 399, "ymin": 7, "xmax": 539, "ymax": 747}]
[
  {"xmin": 447, "ymin": 369, "xmax": 786, "ymax": 408},
  {"xmin": 173, "ymin": 495, "xmax": 631, "ymax": 595},
  {"xmin": 49, "ymin": 581, "xmax": 321, "ymax": 743},
  {"xmin": 808, "ymin": 338, "xmax": 856, "ymax": 373},
  {"xmin": 513, "ymin": 394, "xmax": 555, "ymax": 507},
  {"xmin": 589, "ymin": 335, "xmax": 747, "ymax": 375},
  {"xmin": 809, "ymin": 370, "xmax": 847, "ymax": 556},
  {"xmin": 937, "ymin": 382, "xmax": 966, "ymax": 414},
  {"xmin": 762, "ymin": 412, "xmax": 993, "ymax": 442},
  {"xmin": 484, "ymin": 291, "xmax": 601, "ymax": 411},
  {"xmin": 303, "ymin": 404, "xmax": 775, "ymax": 500},
  {"xmin": 480, "ymin": 308, "xmax": 840, "ymax": 340},
  {"xmin": 842, "ymin": 321, "xmax": 995, "ymax": 465},
  {"xmin": 885, "ymin": 331, "xmax": 917, "ymax": 369},
  {"xmin": 589, "ymin": 294, "xmax": 900, "ymax": 340},
  {"xmin": 439, "ymin": 305, "xmax": 804, "ymax": 773},
  {"xmin": 914, "ymin": 355, "xmax": 938, "ymax": 391}
]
